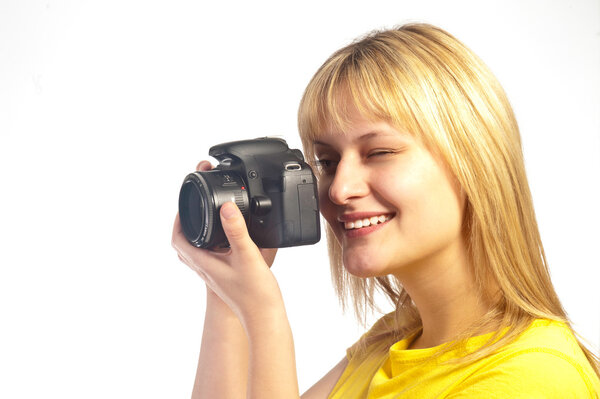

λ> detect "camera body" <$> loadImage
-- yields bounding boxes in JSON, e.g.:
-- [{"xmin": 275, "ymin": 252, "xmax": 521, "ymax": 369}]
[{"xmin": 178, "ymin": 137, "xmax": 320, "ymax": 249}]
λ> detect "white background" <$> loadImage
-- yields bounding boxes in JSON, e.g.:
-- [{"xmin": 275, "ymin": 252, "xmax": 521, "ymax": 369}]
[{"xmin": 1, "ymin": 0, "xmax": 599, "ymax": 397}]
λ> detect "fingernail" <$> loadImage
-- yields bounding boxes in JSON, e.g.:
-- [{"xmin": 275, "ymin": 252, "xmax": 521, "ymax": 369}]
[{"xmin": 220, "ymin": 202, "xmax": 238, "ymax": 219}]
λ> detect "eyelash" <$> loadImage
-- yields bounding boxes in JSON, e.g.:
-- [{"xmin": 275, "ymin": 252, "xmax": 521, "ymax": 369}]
[
  {"xmin": 314, "ymin": 150, "xmax": 398, "ymax": 173},
  {"xmin": 314, "ymin": 159, "xmax": 337, "ymax": 172},
  {"xmin": 368, "ymin": 150, "xmax": 396, "ymax": 157}
]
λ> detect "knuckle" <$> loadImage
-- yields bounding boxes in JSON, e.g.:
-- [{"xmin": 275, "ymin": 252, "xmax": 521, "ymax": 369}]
[{"xmin": 227, "ymin": 224, "xmax": 247, "ymax": 238}]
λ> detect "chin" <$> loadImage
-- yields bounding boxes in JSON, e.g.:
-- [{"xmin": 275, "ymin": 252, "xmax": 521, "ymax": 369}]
[{"xmin": 342, "ymin": 253, "xmax": 387, "ymax": 278}]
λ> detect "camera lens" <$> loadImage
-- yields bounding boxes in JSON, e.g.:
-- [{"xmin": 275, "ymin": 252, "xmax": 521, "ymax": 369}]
[
  {"xmin": 178, "ymin": 171, "xmax": 249, "ymax": 248},
  {"xmin": 179, "ymin": 178, "xmax": 209, "ymax": 242}
]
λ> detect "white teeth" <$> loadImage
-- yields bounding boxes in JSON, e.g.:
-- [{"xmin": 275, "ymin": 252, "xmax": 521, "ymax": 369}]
[{"xmin": 344, "ymin": 214, "xmax": 391, "ymax": 230}]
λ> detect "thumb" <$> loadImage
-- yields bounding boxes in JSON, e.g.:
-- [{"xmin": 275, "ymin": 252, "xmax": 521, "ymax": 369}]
[{"xmin": 220, "ymin": 201, "xmax": 256, "ymax": 254}]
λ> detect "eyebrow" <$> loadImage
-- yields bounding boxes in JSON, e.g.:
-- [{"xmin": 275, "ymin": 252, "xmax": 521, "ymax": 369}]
[{"xmin": 313, "ymin": 131, "xmax": 395, "ymax": 146}]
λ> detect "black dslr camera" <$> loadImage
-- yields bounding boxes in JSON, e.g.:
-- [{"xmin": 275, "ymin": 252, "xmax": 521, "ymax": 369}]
[{"xmin": 178, "ymin": 137, "xmax": 321, "ymax": 249}]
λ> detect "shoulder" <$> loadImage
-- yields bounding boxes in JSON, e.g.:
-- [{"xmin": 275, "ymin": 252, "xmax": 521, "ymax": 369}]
[
  {"xmin": 328, "ymin": 314, "xmax": 402, "ymax": 399},
  {"xmin": 451, "ymin": 320, "xmax": 600, "ymax": 398},
  {"xmin": 457, "ymin": 349, "xmax": 597, "ymax": 397},
  {"xmin": 347, "ymin": 312, "xmax": 398, "ymax": 358}
]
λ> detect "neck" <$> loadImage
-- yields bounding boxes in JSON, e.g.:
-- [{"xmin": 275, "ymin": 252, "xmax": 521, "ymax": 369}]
[{"xmin": 395, "ymin": 240, "xmax": 495, "ymax": 349}]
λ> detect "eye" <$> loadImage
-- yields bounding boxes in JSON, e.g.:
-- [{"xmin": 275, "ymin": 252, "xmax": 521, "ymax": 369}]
[
  {"xmin": 367, "ymin": 149, "xmax": 397, "ymax": 158},
  {"xmin": 314, "ymin": 159, "xmax": 338, "ymax": 174}
]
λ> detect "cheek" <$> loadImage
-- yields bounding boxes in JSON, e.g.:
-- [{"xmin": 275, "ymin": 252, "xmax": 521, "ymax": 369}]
[
  {"xmin": 409, "ymin": 169, "xmax": 464, "ymax": 237},
  {"xmin": 317, "ymin": 178, "xmax": 329, "ymax": 202},
  {"xmin": 317, "ymin": 179, "xmax": 338, "ymax": 225},
  {"xmin": 388, "ymin": 156, "xmax": 463, "ymax": 235}
]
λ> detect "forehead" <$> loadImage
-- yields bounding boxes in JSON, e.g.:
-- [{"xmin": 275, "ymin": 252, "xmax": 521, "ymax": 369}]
[
  {"xmin": 298, "ymin": 65, "xmax": 427, "ymax": 157},
  {"xmin": 311, "ymin": 111, "xmax": 414, "ymax": 148}
]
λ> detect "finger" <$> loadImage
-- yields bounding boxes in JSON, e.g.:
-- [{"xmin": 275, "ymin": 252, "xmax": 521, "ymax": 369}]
[
  {"xmin": 171, "ymin": 213, "xmax": 182, "ymax": 248},
  {"xmin": 172, "ymin": 213, "xmax": 209, "ymax": 255},
  {"xmin": 173, "ymin": 213, "xmax": 224, "ymax": 280},
  {"xmin": 219, "ymin": 201, "xmax": 258, "ymax": 255},
  {"xmin": 172, "ymin": 214, "xmax": 207, "ymax": 265},
  {"xmin": 171, "ymin": 213, "xmax": 187, "ymax": 252},
  {"xmin": 173, "ymin": 213, "xmax": 226, "ymax": 260},
  {"xmin": 196, "ymin": 160, "xmax": 213, "ymax": 171}
]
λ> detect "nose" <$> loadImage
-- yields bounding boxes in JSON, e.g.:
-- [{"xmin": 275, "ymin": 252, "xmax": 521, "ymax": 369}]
[{"xmin": 327, "ymin": 158, "xmax": 369, "ymax": 205}]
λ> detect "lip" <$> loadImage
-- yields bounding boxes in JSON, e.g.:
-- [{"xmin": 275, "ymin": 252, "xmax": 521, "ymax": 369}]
[{"xmin": 337, "ymin": 212, "xmax": 395, "ymax": 238}]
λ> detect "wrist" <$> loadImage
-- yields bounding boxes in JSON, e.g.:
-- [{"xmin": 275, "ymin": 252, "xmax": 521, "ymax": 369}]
[
  {"xmin": 242, "ymin": 300, "xmax": 290, "ymax": 341},
  {"xmin": 205, "ymin": 286, "xmax": 238, "ymax": 320}
]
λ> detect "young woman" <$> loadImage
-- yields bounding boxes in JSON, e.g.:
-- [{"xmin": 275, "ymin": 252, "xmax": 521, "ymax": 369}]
[{"xmin": 172, "ymin": 23, "xmax": 600, "ymax": 398}]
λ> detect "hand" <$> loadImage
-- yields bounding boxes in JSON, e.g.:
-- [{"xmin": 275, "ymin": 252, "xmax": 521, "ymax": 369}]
[{"xmin": 172, "ymin": 161, "xmax": 280, "ymax": 330}]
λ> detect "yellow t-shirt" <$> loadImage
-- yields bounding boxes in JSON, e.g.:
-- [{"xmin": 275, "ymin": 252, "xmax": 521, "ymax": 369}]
[{"xmin": 329, "ymin": 317, "xmax": 600, "ymax": 398}]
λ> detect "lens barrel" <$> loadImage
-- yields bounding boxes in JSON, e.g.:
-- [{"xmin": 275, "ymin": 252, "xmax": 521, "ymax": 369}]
[{"xmin": 178, "ymin": 171, "xmax": 249, "ymax": 248}]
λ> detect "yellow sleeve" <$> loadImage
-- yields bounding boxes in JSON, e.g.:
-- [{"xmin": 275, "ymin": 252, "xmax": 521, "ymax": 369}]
[{"xmin": 447, "ymin": 349, "xmax": 600, "ymax": 398}]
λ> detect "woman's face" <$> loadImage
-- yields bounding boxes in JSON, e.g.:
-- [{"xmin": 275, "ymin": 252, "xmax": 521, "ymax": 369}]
[{"xmin": 313, "ymin": 111, "xmax": 467, "ymax": 278}]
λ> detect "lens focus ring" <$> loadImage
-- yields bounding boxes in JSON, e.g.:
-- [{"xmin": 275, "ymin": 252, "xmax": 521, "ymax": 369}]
[{"xmin": 234, "ymin": 191, "xmax": 247, "ymax": 216}]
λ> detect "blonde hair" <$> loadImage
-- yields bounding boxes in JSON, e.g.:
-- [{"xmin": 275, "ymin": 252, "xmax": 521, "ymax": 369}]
[{"xmin": 297, "ymin": 23, "xmax": 599, "ymax": 374}]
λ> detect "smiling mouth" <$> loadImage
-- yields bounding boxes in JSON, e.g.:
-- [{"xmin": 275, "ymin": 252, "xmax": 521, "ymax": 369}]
[{"xmin": 342, "ymin": 214, "xmax": 394, "ymax": 230}]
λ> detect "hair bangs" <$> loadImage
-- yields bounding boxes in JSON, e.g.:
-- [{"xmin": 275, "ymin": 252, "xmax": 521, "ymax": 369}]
[{"xmin": 298, "ymin": 42, "xmax": 416, "ymax": 164}]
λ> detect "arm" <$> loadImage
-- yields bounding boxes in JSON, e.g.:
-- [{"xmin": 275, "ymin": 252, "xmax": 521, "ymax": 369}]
[
  {"xmin": 245, "ymin": 298, "xmax": 299, "ymax": 398},
  {"xmin": 173, "ymin": 201, "xmax": 300, "ymax": 398},
  {"xmin": 191, "ymin": 289, "xmax": 248, "ymax": 398},
  {"xmin": 181, "ymin": 160, "xmax": 250, "ymax": 398},
  {"xmin": 301, "ymin": 357, "xmax": 348, "ymax": 399},
  {"xmin": 193, "ymin": 289, "xmax": 346, "ymax": 399}
]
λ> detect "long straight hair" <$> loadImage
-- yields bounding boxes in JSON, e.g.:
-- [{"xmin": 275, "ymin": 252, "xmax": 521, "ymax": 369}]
[{"xmin": 298, "ymin": 23, "xmax": 599, "ymax": 374}]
